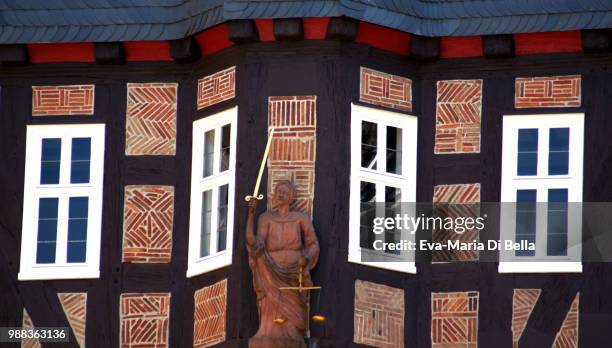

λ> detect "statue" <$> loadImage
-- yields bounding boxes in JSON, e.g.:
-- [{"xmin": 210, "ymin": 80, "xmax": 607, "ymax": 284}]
[{"xmin": 246, "ymin": 180, "xmax": 320, "ymax": 348}]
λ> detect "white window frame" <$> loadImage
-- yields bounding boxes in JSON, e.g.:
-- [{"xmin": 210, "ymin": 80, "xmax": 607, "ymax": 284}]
[
  {"xmin": 187, "ymin": 107, "xmax": 237, "ymax": 277},
  {"xmin": 19, "ymin": 124, "xmax": 105, "ymax": 280},
  {"xmin": 348, "ymin": 103, "xmax": 417, "ymax": 273},
  {"xmin": 499, "ymin": 113, "xmax": 584, "ymax": 273}
]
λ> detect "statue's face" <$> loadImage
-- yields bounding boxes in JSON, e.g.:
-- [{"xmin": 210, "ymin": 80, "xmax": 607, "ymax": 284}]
[{"xmin": 273, "ymin": 183, "xmax": 295, "ymax": 206}]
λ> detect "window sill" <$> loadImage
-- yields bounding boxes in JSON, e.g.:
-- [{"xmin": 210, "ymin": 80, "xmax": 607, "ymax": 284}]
[
  {"xmin": 186, "ymin": 252, "xmax": 232, "ymax": 278},
  {"xmin": 18, "ymin": 266, "xmax": 99, "ymax": 281},
  {"xmin": 349, "ymin": 252, "xmax": 416, "ymax": 274},
  {"xmin": 498, "ymin": 261, "xmax": 582, "ymax": 273}
]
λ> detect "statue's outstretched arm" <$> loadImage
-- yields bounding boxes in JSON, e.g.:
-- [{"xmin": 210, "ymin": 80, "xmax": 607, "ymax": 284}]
[
  {"xmin": 246, "ymin": 201, "xmax": 257, "ymax": 247},
  {"xmin": 247, "ymin": 208, "xmax": 268, "ymax": 257}
]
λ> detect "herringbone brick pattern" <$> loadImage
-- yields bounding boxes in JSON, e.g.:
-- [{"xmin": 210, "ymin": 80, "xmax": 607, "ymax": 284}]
[
  {"xmin": 515, "ymin": 75, "xmax": 581, "ymax": 108},
  {"xmin": 32, "ymin": 85, "xmax": 94, "ymax": 116},
  {"xmin": 267, "ymin": 96, "xmax": 316, "ymax": 216},
  {"xmin": 193, "ymin": 279, "xmax": 227, "ymax": 348},
  {"xmin": 552, "ymin": 294, "xmax": 579, "ymax": 348},
  {"xmin": 431, "ymin": 291, "xmax": 479, "ymax": 348},
  {"xmin": 58, "ymin": 293, "xmax": 87, "ymax": 348},
  {"xmin": 123, "ymin": 185, "xmax": 174, "ymax": 263},
  {"xmin": 512, "ymin": 289, "xmax": 541, "ymax": 348},
  {"xmin": 21, "ymin": 309, "xmax": 41, "ymax": 348},
  {"xmin": 360, "ymin": 67, "xmax": 412, "ymax": 112},
  {"xmin": 435, "ymin": 80, "xmax": 482, "ymax": 154},
  {"xmin": 197, "ymin": 66, "xmax": 235, "ymax": 110},
  {"xmin": 432, "ymin": 183, "xmax": 481, "ymax": 262},
  {"xmin": 433, "ymin": 184, "xmax": 481, "ymax": 204},
  {"xmin": 125, "ymin": 83, "xmax": 177, "ymax": 156},
  {"xmin": 354, "ymin": 280, "xmax": 404, "ymax": 348},
  {"xmin": 120, "ymin": 293, "xmax": 170, "ymax": 348}
]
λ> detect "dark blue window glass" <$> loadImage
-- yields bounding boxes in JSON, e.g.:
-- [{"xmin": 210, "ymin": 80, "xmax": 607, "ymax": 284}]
[
  {"xmin": 548, "ymin": 128, "xmax": 569, "ymax": 175},
  {"xmin": 36, "ymin": 198, "xmax": 58, "ymax": 264},
  {"xmin": 40, "ymin": 138, "xmax": 61, "ymax": 184},
  {"xmin": 67, "ymin": 241, "xmax": 87, "ymax": 263},
  {"xmin": 67, "ymin": 197, "xmax": 88, "ymax": 263},
  {"xmin": 515, "ymin": 190, "xmax": 536, "ymax": 256},
  {"xmin": 547, "ymin": 189, "xmax": 568, "ymax": 256},
  {"xmin": 36, "ymin": 243, "xmax": 56, "ymax": 264},
  {"xmin": 517, "ymin": 129, "xmax": 538, "ymax": 176},
  {"xmin": 70, "ymin": 138, "xmax": 91, "ymax": 184}
]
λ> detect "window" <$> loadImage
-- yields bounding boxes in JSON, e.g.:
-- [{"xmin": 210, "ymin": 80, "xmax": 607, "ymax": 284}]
[
  {"xmin": 19, "ymin": 124, "xmax": 105, "ymax": 280},
  {"xmin": 348, "ymin": 104, "xmax": 417, "ymax": 273},
  {"xmin": 500, "ymin": 114, "xmax": 584, "ymax": 273},
  {"xmin": 187, "ymin": 107, "xmax": 237, "ymax": 277}
]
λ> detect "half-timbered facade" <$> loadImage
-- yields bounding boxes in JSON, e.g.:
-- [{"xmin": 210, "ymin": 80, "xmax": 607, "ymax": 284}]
[{"xmin": 1, "ymin": 1, "xmax": 611, "ymax": 347}]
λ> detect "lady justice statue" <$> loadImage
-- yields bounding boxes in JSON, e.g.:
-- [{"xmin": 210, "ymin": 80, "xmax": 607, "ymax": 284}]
[{"xmin": 245, "ymin": 180, "xmax": 320, "ymax": 348}]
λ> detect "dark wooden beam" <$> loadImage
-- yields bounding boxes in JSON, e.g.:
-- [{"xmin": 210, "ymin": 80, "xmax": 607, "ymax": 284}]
[
  {"xmin": 94, "ymin": 42, "xmax": 125, "ymax": 64},
  {"xmin": 0, "ymin": 44, "xmax": 29, "ymax": 66},
  {"xmin": 228, "ymin": 19, "xmax": 259, "ymax": 44},
  {"xmin": 482, "ymin": 34, "xmax": 515, "ymax": 58},
  {"xmin": 273, "ymin": 18, "xmax": 303, "ymax": 41},
  {"xmin": 410, "ymin": 35, "xmax": 439, "ymax": 61},
  {"xmin": 169, "ymin": 37, "xmax": 200, "ymax": 63},
  {"xmin": 581, "ymin": 29, "xmax": 610, "ymax": 53},
  {"xmin": 326, "ymin": 17, "xmax": 358, "ymax": 41}
]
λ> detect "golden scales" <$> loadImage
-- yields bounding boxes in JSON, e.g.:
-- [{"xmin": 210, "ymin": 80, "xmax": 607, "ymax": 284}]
[{"xmin": 275, "ymin": 265, "xmax": 326, "ymax": 325}]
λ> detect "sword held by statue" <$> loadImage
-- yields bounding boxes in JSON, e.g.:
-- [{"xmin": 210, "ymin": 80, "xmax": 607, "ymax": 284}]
[{"xmin": 245, "ymin": 127, "xmax": 276, "ymax": 202}]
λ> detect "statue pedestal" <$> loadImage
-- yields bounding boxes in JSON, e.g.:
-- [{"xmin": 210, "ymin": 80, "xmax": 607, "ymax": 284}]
[{"xmin": 249, "ymin": 336, "xmax": 306, "ymax": 348}]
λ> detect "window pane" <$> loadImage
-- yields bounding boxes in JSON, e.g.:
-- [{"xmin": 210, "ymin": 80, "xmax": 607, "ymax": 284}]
[
  {"xmin": 36, "ymin": 198, "xmax": 58, "ymax": 264},
  {"xmin": 385, "ymin": 186, "xmax": 400, "ymax": 203},
  {"xmin": 203, "ymin": 130, "xmax": 215, "ymax": 178},
  {"xmin": 384, "ymin": 186, "xmax": 401, "ymax": 255},
  {"xmin": 549, "ymin": 128, "xmax": 570, "ymax": 151},
  {"xmin": 515, "ymin": 190, "xmax": 536, "ymax": 256},
  {"xmin": 38, "ymin": 219, "xmax": 58, "ymax": 242},
  {"xmin": 386, "ymin": 126, "xmax": 402, "ymax": 175},
  {"xmin": 36, "ymin": 243, "xmax": 56, "ymax": 264},
  {"xmin": 40, "ymin": 138, "xmax": 61, "ymax": 184},
  {"xmin": 67, "ymin": 197, "xmax": 88, "ymax": 263},
  {"xmin": 200, "ymin": 189, "xmax": 212, "ymax": 257},
  {"xmin": 548, "ymin": 128, "xmax": 569, "ymax": 175},
  {"xmin": 67, "ymin": 242, "xmax": 87, "ymax": 263},
  {"xmin": 71, "ymin": 138, "xmax": 91, "ymax": 184},
  {"xmin": 217, "ymin": 184, "xmax": 229, "ymax": 252},
  {"xmin": 517, "ymin": 129, "xmax": 538, "ymax": 176},
  {"xmin": 220, "ymin": 125, "xmax": 231, "ymax": 173},
  {"xmin": 547, "ymin": 189, "xmax": 568, "ymax": 256},
  {"xmin": 361, "ymin": 121, "xmax": 377, "ymax": 170},
  {"xmin": 68, "ymin": 219, "xmax": 88, "ymax": 241},
  {"xmin": 359, "ymin": 181, "xmax": 376, "ymax": 250}
]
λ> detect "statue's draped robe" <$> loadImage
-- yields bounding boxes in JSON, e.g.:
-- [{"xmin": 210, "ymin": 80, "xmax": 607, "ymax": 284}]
[{"xmin": 247, "ymin": 212, "xmax": 319, "ymax": 342}]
